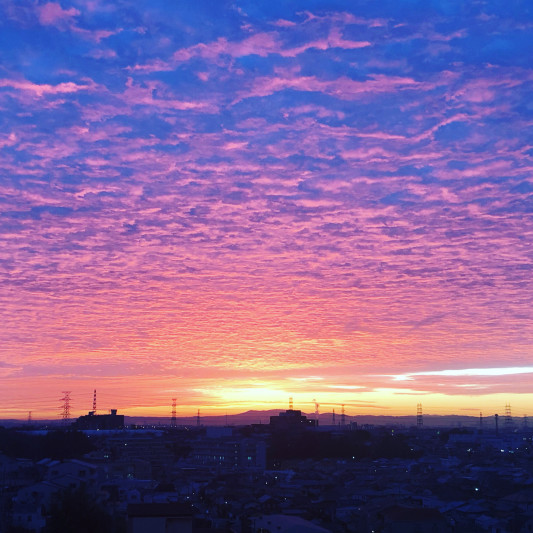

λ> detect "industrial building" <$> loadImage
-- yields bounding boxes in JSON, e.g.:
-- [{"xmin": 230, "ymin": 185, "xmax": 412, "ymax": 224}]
[{"xmin": 74, "ymin": 409, "xmax": 124, "ymax": 430}]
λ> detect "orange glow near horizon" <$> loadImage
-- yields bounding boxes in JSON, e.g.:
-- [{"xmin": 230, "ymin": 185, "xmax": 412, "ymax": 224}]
[{"xmin": 3, "ymin": 373, "xmax": 533, "ymax": 421}]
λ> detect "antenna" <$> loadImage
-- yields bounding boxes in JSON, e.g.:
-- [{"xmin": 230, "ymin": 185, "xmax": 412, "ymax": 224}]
[
  {"xmin": 171, "ymin": 399, "xmax": 177, "ymax": 428},
  {"xmin": 289, "ymin": 397, "xmax": 293, "ymax": 411},
  {"xmin": 494, "ymin": 413, "xmax": 499, "ymax": 435},
  {"xmin": 196, "ymin": 408, "xmax": 201, "ymax": 426},
  {"xmin": 28, "ymin": 411, "xmax": 32, "ymax": 425},
  {"xmin": 60, "ymin": 391, "xmax": 71, "ymax": 425},
  {"xmin": 341, "ymin": 404, "xmax": 345, "ymax": 426},
  {"xmin": 417, "ymin": 403, "xmax": 423, "ymax": 429},
  {"xmin": 332, "ymin": 408, "xmax": 335, "ymax": 425},
  {"xmin": 92, "ymin": 389, "xmax": 97, "ymax": 414},
  {"xmin": 479, "ymin": 411, "xmax": 483, "ymax": 429}
]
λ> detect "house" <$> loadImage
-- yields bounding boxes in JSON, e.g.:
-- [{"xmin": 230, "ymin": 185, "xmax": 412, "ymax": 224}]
[
  {"xmin": 380, "ymin": 505, "xmax": 451, "ymax": 533},
  {"xmin": 253, "ymin": 514, "xmax": 330, "ymax": 533},
  {"xmin": 127, "ymin": 502, "xmax": 194, "ymax": 533}
]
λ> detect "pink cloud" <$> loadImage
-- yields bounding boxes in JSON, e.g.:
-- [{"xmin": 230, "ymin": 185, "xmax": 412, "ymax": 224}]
[
  {"xmin": 0, "ymin": 132, "xmax": 18, "ymax": 148},
  {"xmin": 449, "ymin": 74, "xmax": 532, "ymax": 105},
  {"xmin": 272, "ymin": 19, "xmax": 297, "ymax": 28},
  {"xmin": 121, "ymin": 78, "xmax": 218, "ymax": 112},
  {"xmin": 173, "ymin": 32, "xmax": 280, "ymax": 63},
  {"xmin": 299, "ymin": 11, "xmax": 387, "ymax": 29},
  {"xmin": 135, "ymin": 29, "xmax": 370, "ymax": 73},
  {"xmin": 233, "ymin": 72, "xmax": 427, "ymax": 103},
  {"xmin": 0, "ymin": 78, "xmax": 95, "ymax": 97},
  {"xmin": 87, "ymin": 48, "xmax": 118, "ymax": 59},
  {"xmin": 279, "ymin": 27, "xmax": 371, "ymax": 57},
  {"xmin": 37, "ymin": 2, "xmax": 80, "ymax": 28},
  {"xmin": 73, "ymin": 27, "xmax": 118, "ymax": 43},
  {"xmin": 35, "ymin": 2, "xmax": 118, "ymax": 42}
]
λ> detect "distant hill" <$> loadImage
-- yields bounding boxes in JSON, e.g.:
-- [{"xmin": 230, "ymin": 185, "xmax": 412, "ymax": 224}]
[
  {"xmin": 1, "ymin": 410, "xmax": 491, "ymax": 429},
  {"xmin": 123, "ymin": 410, "xmax": 486, "ymax": 428},
  {"xmin": 126, "ymin": 409, "xmax": 284, "ymax": 427}
]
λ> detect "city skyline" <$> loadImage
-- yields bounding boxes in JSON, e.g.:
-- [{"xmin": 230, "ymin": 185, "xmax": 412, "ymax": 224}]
[{"xmin": 1, "ymin": 1, "xmax": 533, "ymax": 419}]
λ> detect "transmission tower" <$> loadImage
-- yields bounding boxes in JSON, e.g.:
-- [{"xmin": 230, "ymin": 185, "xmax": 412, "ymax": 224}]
[
  {"xmin": 495, "ymin": 413, "xmax": 499, "ymax": 434},
  {"xmin": 92, "ymin": 389, "xmax": 97, "ymax": 414},
  {"xmin": 479, "ymin": 411, "xmax": 483, "ymax": 429},
  {"xmin": 289, "ymin": 397, "xmax": 294, "ymax": 411},
  {"xmin": 60, "ymin": 391, "xmax": 71, "ymax": 424},
  {"xmin": 27, "ymin": 411, "xmax": 32, "ymax": 425},
  {"xmin": 196, "ymin": 408, "xmax": 201, "ymax": 426},
  {"xmin": 171, "ymin": 398, "xmax": 177, "ymax": 428},
  {"xmin": 417, "ymin": 403, "xmax": 423, "ymax": 429},
  {"xmin": 504, "ymin": 403, "xmax": 513, "ymax": 430},
  {"xmin": 341, "ymin": 404, "xmax": 346, "ymax": 426},
  {"xmin": 332, "ymin": 408, "xmax": 335, "ymax": 425}
]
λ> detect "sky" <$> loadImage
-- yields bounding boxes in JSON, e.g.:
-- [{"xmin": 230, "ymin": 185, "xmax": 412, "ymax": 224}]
[{"xmin": 1, "ymin": 0, "xmax": 532, "ymax": 420}]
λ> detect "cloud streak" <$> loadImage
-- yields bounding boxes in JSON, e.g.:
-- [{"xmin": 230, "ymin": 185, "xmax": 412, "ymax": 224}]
[{"xmin": 393, "ymin": 367, "xmax": 533, "ymax": 381}]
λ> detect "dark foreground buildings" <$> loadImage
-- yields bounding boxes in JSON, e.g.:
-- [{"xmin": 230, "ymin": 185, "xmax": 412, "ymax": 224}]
[{"xmin": 3, "ymin": 416, "xmax": 533, "ymax": 533}]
